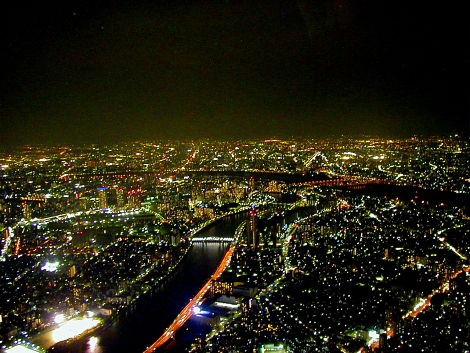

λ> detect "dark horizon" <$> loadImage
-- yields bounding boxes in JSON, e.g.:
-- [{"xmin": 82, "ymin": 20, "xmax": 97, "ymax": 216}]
[{"xmin": 2, "ymin": 0, "xmax": 469, "ymax": 147}]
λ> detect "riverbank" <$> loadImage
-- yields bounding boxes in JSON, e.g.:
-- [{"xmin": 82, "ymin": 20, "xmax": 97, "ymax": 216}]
[{"xmin": 39, "ymin": 212, "xmax": 245, "ymax": 353}]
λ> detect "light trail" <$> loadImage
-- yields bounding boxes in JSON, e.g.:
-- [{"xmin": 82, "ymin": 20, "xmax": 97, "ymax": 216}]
[
  {"xmin": 360, "ymin": 224, "xmax": 469, "ymax": 353},
  {"xmin": 178, "ymin": 149, "xmax": 199, "ymax": 171},
  {"xmin": 143, "ymin": 246, "xmax": 236, "ymax": 352},
  {"xmin": 0, "ymin": 227, "xmax": 13, "ymax": 261},
  {"xmin": 435, "ymin": 226, "xmax": 467, "ymax": 260}
]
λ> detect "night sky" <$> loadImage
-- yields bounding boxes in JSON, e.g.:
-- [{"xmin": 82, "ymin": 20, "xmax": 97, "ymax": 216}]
[{"xmin": 1, "ymin": 0, "xmax": 468, "ymax": 146}]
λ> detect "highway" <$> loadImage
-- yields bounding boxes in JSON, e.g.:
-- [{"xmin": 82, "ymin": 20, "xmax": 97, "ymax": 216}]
[
  {"xmin": 435, "ymin": 226, "xmax": 467, "ymax": 260},
  {"xmin": 143, "ymin": 246, "xmax": 236, "ymax": 352}
]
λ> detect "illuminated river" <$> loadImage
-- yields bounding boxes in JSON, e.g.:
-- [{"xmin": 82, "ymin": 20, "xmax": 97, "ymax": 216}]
[
  {"xmin": 45, "ymin": 206, "xmax": 317, "ymax": 353},
  {"xmin": 47, "ymin": 213, "xmax": 244, "ymax": 353}
]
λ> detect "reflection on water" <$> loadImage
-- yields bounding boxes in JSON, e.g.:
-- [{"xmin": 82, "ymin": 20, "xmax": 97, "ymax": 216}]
[
  {"xmin": 50, "ymin": 214, "xmax": 244, "ymax": 353},
  {"xmin": 85, "ymin": 336, "xmax": 102, "ymax": 353}
]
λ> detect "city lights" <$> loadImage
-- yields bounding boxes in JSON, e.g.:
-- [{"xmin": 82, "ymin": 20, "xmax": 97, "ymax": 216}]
[
  {"xmin": 0, "ymin": 137, "xmax": 468, "ymax": 353},
  {"xmin": 1, "ymin": 0, "xmax": 467, "ymax": 349}
]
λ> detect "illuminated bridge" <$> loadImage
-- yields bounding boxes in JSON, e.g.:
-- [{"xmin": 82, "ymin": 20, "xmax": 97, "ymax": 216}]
[{"xmin": 191, "ymin": 236, "xmax": 234, "ymax": 243}]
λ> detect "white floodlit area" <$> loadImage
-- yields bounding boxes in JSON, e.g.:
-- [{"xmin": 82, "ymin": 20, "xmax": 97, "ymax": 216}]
[
  {"xmin": 41, "ymin": 261, "xmax": 59, "ymax": 272},
  {"xmin": 213, "ymin": 301, "xmax": 239, "ymax": 309},
  {"xmin": 5, "ymin": 345, "xmax": 41, "ymax": 353},
  {"xmin": 367, "ymin": 329, "xmax": 380, "ymax": 345},
  {"xmin": 51, "ymin": 317, "xmax": 101, "ymax": 343},
  {"xmin": 54, "ymin": 313, "xmax": 65, "ymax": 324}
]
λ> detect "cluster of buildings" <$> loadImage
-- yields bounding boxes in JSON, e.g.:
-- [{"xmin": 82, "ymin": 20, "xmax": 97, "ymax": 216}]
[
  {"xmin": 0, "ymin": 136, "xmax": 468, "ymax": 352},
  {"xmin": 188, "ymin": 191, "xmax": 469, "ymax": 353},
  {"xmin": 0, "ymin": 208, "xmax": 190, "ymax": 348}
]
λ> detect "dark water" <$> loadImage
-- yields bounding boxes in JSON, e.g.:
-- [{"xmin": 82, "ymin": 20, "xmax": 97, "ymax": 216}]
[
  {"xmin": 162, "ymin": 207, "xmax": 319, "ymax": 352},
  {"xmin": 51, "ymin": 213, "xmax": 244, "ymax": 353}
]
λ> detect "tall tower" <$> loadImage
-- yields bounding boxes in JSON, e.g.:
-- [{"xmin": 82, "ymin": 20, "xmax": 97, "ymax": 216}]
[
  {"xmin": 97, "ymin": 187, "xmax": 108, "ymax": 209},
  {"xmin": 247, "ymin": 207, "xmax": 259, "ymax": 248}
]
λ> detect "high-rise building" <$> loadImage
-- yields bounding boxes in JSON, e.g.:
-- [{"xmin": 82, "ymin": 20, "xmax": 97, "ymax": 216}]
[
  {"xmin": 247, "ymin": 207, "xmax": 259, "ymax": 248},
  {"xmin": 116, "ymin": 188, "xmax": 126, "ymax": 208},
  {"xmin": 22, "ymin": 202, "xmax": 32, "ymax": 220},
  {"xmin": 79, "ymin": 196, "xmax": 90, "ymax": 211},
  {"xmin": 2, "ymin": 227, "xmax": 11, "ymax": 246},
  {"xmin": 209, "ymin": 279, "xmax": 233, "ymax": 297},
  {"xmin": 69, "ymin": 265, "xmax": 77, "ymax": 278},
  {"xmin": 127, "ymin": 188, "xmax": 142, "ymax": 209},
  {"xmin": 97, "ymin": 187, "xmax": 108, "ymax": 209}
]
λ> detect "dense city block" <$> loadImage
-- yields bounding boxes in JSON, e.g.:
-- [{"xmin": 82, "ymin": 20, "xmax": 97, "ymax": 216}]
[{"xmin": 0, "ymin": 137, "xmax": 468, "ymax": 353}]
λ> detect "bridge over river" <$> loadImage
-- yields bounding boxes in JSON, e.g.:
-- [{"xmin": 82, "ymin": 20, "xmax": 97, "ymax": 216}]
[
  {"xmin": 191, "ymin": 236, "xmax": 234, "ymax": 243},
  {"xmin": 50, "ymin": 212, "xmax": 245, "ymax": 353}
]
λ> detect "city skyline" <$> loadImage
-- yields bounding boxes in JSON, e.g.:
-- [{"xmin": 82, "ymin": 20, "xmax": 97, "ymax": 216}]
[
  {"xmin": 1, "ymin": 1, "xmax": 469, "ymax": 352},
  {"xmin": 0, "ymin": 137, "xmax": 468, "ymax": 353}
]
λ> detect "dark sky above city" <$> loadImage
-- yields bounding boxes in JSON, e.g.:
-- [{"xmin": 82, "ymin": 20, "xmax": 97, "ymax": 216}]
[{"xmin": 1, "ymin": 0, "xmax": 468, "ymax": 146}]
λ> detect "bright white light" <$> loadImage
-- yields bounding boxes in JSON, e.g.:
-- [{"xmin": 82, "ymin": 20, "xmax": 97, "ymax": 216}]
[
  {"xmin": 413, "ymin": 298, "xmax": 426, "ymax": 311},
  {"xmin": 42, "ymin": 261, "xmax": 59, "ymax": 272},
  {"xmin": 87, "ymin": 335, "xmax": 102, "ymax": 353},
  {"xmin": 51, "ymin": 317, "xmax": 101, "ymax": 343},
  {"xmin": 193, "ymin": 306, "xmax": 201, "ymax": 315},
  {"xmin": 213, "ymin": 302, "xmax": 239, "ymax": 309},
  {"xmin": 5, "ymin": 345, "xmax": 40, "ymax": 353},
  {"xmin": 367, "ymin": 329, "xmax": 379, "ymax": 345},
  {"xmin": 88, "ymin": 336, "xmax": 99, "ymax": 347},
  {"xmin": 87, "ymin": 310, "xmax": 95, "ymax": 317},
  {"xmin": 54, "ymin": 314, "xmax": 65, "ymax": 324}
]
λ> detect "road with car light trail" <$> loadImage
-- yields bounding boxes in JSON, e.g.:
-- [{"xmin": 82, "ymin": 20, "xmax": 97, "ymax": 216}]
[{"xmin": 143, "ymin": 246, "xmax": 236, "ymax": 352}]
